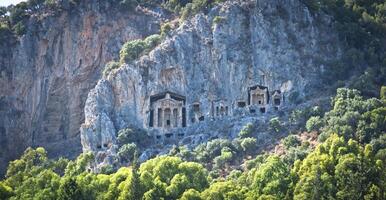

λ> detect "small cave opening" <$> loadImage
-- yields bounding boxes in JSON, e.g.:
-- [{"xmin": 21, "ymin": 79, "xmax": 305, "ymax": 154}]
[
  {"xmin": 165, "ymin": 133, "xmax": 173, "ymax": 138},
  {"xmin": 260, "ymin": 107, "xmax": 266, "ymax": 113},
  {"xmin": 237, "ymin": 101, "xmax": 246, "ymax": 108}
]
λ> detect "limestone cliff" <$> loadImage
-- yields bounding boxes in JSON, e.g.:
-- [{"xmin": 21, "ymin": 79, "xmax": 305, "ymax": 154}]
[
  {"xmin": 0, "ymin": 1, "xmax": 166, "ymax": 175},
  {"xmin": 80, "ymin": 0, "xmax": 342, "ymax": 170}
]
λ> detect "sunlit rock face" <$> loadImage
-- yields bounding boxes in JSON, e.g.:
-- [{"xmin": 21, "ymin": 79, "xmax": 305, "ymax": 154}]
[
  {"xmin": 0, "ymin": 1, "xmax": 165, "ymax": 176},
  {"xmin": 81, "ymin": 0, "xmax": 342, "ymax": 170}
]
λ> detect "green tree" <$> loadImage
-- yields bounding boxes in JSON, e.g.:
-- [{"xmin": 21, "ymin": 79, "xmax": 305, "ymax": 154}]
[
  {"xmin": 58, "ymin": 177, "xmax": 83, "ymax": 200},
  {"xmin": 238, "ymin": 123, "xmax": 254, "ymax": 138},
  {"xmin": 248, "ymin": 156, "xmax": 291, "ymax": 199}
]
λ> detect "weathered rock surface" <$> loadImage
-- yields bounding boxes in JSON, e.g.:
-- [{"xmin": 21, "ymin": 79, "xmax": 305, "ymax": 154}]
[
  {"xmin": 0, "ymin": 1, "xmax": 166, "ymax": 175},
  {"xmin": 81, "ymin": 0, "xmax": 342, "ymax": 169}
]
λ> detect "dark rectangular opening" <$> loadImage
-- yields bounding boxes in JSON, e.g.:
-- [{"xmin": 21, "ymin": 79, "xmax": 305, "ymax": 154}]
[
  {"xmin": 274, "ymin": 98, "xmax": 280, "ymax": 105},
  {"xmin": 97, "ymin": 145, "xmax": 102, "ymax": 149},
  {"xmin": 182, "ymin": 107, "xmax": 186, "ymax": 127},
  {"xmin": 149, "ymin": 109, "xmax": 154, "ymax": 127},
  {"xmin": 237, "ymin": 102, "xmax": 246, "ymax": 107},
  {"xmin": 260, "ymin": 107, "xmax": 266, "ymax": 113},
  {"xmin": 178, "ymin": 133, "xmax": 184, "ymax": 137},
  {"xmin": 191, "ymin": 118, "xmax": 195, "ymax": 123},
  {"xmin": 156, "ymin": 135, "xmax": 161, "ymax": 139},
  {"xmin": 165, "ymin": 133, "xmax": 173, "ymax": 138},
  {"xmin": 193, "ymin": 104, "xmax": 200, "ymax": 112},
  {"xmin": 274, "ymin": 107, "xmax": 279, "ymax": 111},
  {"xmin": 250, "ymin": 109, "xmax": 256, "ymax": 113},
  {"xmin": 103, "ymin": 143, "xmax": 108, "ymax": 148},
  {"xmin": 167, "ymin": 120, "xmax": 170, "ymax": 126},
  {"xmin": 199, "ymin": 116, "xmax": 204, "ymax": 121}
]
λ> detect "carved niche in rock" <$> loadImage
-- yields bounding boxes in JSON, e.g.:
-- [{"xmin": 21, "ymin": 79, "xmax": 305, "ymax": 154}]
[
  {"xmin": 212, "ymin": 100, "xmax": 229, "ymax": 118},
  {"xmin": 148, "ymin": 91, "xmax": 186, "ymax": 130},
  {"xmin": 272, "ymin": 90, "xmax": 283, "ymax": 110},
  {"xmin": 248, "ymin": 85, "xmax": 269, "ymax": 106}
]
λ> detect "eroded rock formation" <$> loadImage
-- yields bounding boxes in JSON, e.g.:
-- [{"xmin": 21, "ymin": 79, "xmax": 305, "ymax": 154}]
[
  {"xmin": 80, "ymin": 0, "xmax": 342, "ymax": 170},
  {"xmin": 0, "ymin": 1, "xmax": 166, "ymax": 175}
]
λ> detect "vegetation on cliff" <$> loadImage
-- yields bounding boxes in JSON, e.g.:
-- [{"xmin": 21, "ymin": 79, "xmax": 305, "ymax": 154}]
[{"xmin": 1, "ymin": 88, "xmax": 385, "ymax": 199}]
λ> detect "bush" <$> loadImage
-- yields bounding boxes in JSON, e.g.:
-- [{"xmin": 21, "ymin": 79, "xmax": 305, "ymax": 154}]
[
  {"xmin": 238, "ymin": 123, "xmax": 254, "ymax": 138},
  {"xmin": 117, "ymin": 128, "xmax": 149, "ymax": 147},
  {"xmin": 119, "ymin": 34, "xmax": 161, "ymax": 63},
  {"xmin": 240, "ymin": 137, "xmax": 257, "ymax": 154},
  {"xmin": 306, "ymin": 116, "xmax": 324, "ymax": 132},
  {"xmin": 281, "ymin": 135, "xmax": 301, "ymax": 150},
  {"xmin": 160, "ymin": 22, "xmax": 172, "ymax": 37},
  {"xmin": 269, "ymin": 117, "xmax": 282, "ymax": 133},
  {"xmin": 102, "ymin": 61, "xmax": 120, "ymax": 77},
  {"xmin": 13, "ymin": 21, "xmax": 26, "ymax": 36},
  {"xmin": 118, "ymin": 143, "xmax": 137, "ymax": 163},
  {"xmin": 381, "ymin": 86, "xmax": 386, "ymax": 100}
]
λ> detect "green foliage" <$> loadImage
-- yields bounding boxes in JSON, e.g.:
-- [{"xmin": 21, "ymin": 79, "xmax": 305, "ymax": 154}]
[
  {"xmin": 160, "ymin": 22, "xmax": 172, "ymax": 38},
  {"xmin": 58, "ymin": 177, "xmax": 82, "ymax": 200},
  {"xmin": 269, "ymin": 117, "xmax": 282, "ymax": 133},
  {"xmin": 310, "ymin": 0, "xmax": 386, "ymax": 94},
  {"xmin": 201, "ymin": 181, "xmax": 246, "ymax": 200},
  {"xmin": 293, "ymin": 134, "xmax": 385, "ymax": 200},
  {"xmin": 119, "ymin": 34, "xmax": 161, "ymax": 64},
  {"xmin": 102, "ymin": 61, "xmax": 120, "ymax": 77},
  {"xmin": 239, "ymin": 137, "xmax": 257, "ymax": 155},
  {"xmin": 248, "ymin": 156, "xmax": 291, "ymax": 199},
  {"xmin": 282, "ymin": 135, "xmax": 301, "ymax": 150},
  {"xmin": 118, "ymin": 143, "xmax": 137, "ymax": 163},
  {"xmin": 0, "ymin": 182, "xmax": 13, "ymax": 199},
  {"xmin": 238, "ymin": 123, "xmax": 254, "ymax": 138},
  {"xmin": 381, "ymin": 86, "xmax": 386, "ymax": 100},
  {"xmin": 2, "ymin": 89, "xmax": 386, "ymax": 199},
  {"xmin": 305, "ymin": 116, "xmax": 324, "ymax": 132},
  {"xmin": 318, "ymin": 88, "xmax": 385, "ymax": 143},
  {"xmin": 117, "ymin": 128, "xmax": 149, "ymax": 147}
]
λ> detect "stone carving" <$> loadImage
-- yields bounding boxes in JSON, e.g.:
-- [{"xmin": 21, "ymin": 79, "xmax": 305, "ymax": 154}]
[
  {"xmin": 272, "ymin": 90, "xmax": 283, "ymax": 110},
  {"xmin": 149, "ymin": 91, "xmax": 186, "ymax": 130}
]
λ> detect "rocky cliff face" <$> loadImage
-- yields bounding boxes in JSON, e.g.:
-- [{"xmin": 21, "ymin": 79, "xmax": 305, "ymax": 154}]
[
  {"xmin": 80, "ymin": 0, "xmax": 342, "ymax": 170},
  {"xmin": 0, "ymin": 1, "xmax": 166, "ymax": 175}
]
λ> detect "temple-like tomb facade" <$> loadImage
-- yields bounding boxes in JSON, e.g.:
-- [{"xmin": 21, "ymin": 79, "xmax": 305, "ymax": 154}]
[
  {"xmin": 148, "ymin": 91, "xmax": 186, "ymax": 130},
  {"xmin": 147, "ymin": 84, "xmax": 285, "ymax": 137}
]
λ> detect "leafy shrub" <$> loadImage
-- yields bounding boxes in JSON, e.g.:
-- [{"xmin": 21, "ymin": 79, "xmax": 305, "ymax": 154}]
[
  {"xmin": 0, "ymin": 182, "xmax": 13, "ymax": 199},
  {"xmin": 13, "ymin": 21, "xmax": 26, "ymax": 36},
  {"xmin": 118, "ymin": 143, "xmax": 137, "ymax": 163},
  {"xmin": 160, "ymin": 22, "xmax": 172, "ymax": 37},
  {"xmin": 306, "ymin": 116, "xmax": 324, "ymax": 132},
  {"xmin": 381, "ymin": 86, "xmax": 386, "ymax": 100},
  {"xmin": 238, "ymin": 123, "xmax": 254, "ymax": 138},
  {"xmin": 269, "ymin": 117, "xmax": 282, "ymax": 133},
  {"xmin": 239, "ymin": 137, "xmax": 257, "ymax": 154},
  {"xmin": 281, "ymin": 135, "xmax": 301, "ymax": 150},
  {"xmin": 117, "ymin": 128, "xmax": 149, "ymax": 147},
  {"xmin": 102, "ymin": 61, "xmax": 120, "ymax": 77},
  {"xmin": 119, "ymin": 34, "xmax": 161, "ymax": 63},
  {"xmin": 213, "ymin": 147, "xmax": 233, "ymax": 169}
]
